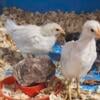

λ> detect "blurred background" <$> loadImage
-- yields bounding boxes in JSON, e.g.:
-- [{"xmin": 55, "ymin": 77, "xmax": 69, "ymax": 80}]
[{"xmin": 0, "ymin": 0, "xmax": 100, "ymax": 13}]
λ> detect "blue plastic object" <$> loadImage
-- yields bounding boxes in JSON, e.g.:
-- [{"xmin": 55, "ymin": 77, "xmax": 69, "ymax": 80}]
[
  {"xmin": 81, "ymin": 67, "xmax": 100, "ymax": 92},
  {"xmin": 0, "ymin": 0, "xmax": 100, "ymax": 13},
  {"xmin": 49, "ymin": 42, "xmax": 62, "ymax": 61}
]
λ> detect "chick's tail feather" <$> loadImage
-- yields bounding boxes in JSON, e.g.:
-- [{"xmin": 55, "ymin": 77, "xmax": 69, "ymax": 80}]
[{"xmin": 5, "ymin": 19, "xmax": 18, "ymax": 34}]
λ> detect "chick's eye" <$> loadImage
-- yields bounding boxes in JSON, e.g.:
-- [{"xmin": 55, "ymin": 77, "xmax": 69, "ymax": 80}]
[
  {"xmin": 56, "ymin": 28, "xmax": 59, "ymax": 31},
  {"xmin": 90, "ymin": 28, "xmax": 94, "ymax": 32}
]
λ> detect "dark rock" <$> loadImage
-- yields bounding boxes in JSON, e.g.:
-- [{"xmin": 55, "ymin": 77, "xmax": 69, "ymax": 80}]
[{"xmin": 65, "ymin": 32, "xmax": 80, "ymax": 42}]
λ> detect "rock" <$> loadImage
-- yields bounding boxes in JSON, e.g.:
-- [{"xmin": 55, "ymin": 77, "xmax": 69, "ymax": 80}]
[{"xmin": 13, "ymin": 56, "xmax": 56, "ymax": 86}]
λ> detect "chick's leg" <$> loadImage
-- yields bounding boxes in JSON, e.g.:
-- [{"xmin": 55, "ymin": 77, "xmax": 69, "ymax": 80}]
[
  {"xmin": 76, "ymin": 78, "xmax": 82, "ymax": 99},
  {"xmin": 66, "ymin": 79, "xmax": 72, "ymax": 100}
]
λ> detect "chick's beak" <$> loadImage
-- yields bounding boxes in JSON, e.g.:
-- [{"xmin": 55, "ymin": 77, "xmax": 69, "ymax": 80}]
[
  {"xmin": 56, "ymin": 29, "xmax": 66, "ymax": 45},
  {"xmin": 96, "ymin": 28, "xmax": 100, "ymax": 38},
  {"xmin": 60, "ymin": 29, "xmax": 66, "ymax": 36}
]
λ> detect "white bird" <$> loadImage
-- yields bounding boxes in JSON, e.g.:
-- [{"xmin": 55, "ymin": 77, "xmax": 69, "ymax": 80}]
[
  {"xmin": 60, "ymin": 20, "xmax": 100, "ymax": 100},
  {"xmin": 5, "ymin": 19, "xmax": 65, "ymax": 57}
]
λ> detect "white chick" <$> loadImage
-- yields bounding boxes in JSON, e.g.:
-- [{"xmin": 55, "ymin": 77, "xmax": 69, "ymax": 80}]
[
  {"xmin": 61, "ymin": 20, "xmax": 100, "ymax": 100},
  {"xmin": 5, "ymin": 19, "xmax": 65, "ymax": 58}
]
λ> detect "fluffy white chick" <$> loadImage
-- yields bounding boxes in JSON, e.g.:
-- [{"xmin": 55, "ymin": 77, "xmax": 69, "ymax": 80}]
[
  {"xmin": 61, "ymin": 20, "xmax": 100, "ymax": 100},
  {"xmin": 5, "ymin": 19, "xmax": 65, "ymax": 57}
]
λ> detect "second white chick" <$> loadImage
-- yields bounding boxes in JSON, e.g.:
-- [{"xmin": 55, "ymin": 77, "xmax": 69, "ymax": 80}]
[
  {"xmin": 61, "ymin": 20, "xmax": 100, "ymax": 100},
  {"xmin": 5, "ymin": 19, "xmax": 65, "ymax": 57}
]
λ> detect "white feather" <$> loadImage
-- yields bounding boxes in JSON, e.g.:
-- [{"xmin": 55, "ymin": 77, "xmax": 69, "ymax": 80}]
[
  {"xmin": 5, "ymin": 19, "xmax": 18, "ymax": 34},
  {"xmin": 5, "ymin": 19, "xmax": 63, "ymax": 56},
  {"xmin": 61, "ymin": 20, "xmax": 100, "ymax": 79}
]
